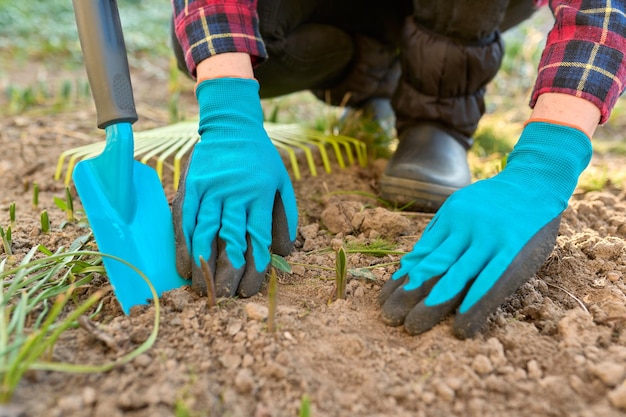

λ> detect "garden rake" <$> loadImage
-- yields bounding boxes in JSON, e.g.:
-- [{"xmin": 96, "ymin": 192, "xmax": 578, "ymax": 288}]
[{"xmin": 56, "ymin": 119, "xmax": 368, "ymax": 189}]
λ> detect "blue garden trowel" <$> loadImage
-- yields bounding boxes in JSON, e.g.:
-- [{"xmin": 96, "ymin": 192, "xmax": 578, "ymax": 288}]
[{"xmin": 72, "ymin": 0, "xmax": 187, "ymax": 313}]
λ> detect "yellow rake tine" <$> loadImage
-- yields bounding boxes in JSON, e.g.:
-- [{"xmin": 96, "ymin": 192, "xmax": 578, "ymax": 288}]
[
  {"xmin": 138, "ymin": 135, "xmax": 183, "ymax": 164},
  {"xmin": 160, "ymin": 135, "xmax": 197, "ymax": 186},
  {"xmin": 281, "ymin": 126, "xmax": 336, "ymax": 172},
  {"xmin": 331, "ymin": 133, "xmax": 368, "ymax": 167},
  {"xmin": 272, "ymin": 141, "xmax": 301, "ymax": 181},
  {"xmin": 267, "ymin": 130, "xmax": 318, "ymax": 177},
  {"xmin": 173, "ymin": 133, "xmax": 200, "ymax": 190},
  {"xmin": 149, "ymin": 136, "xmax": 190, "ymax": 180},
  {"xmin": 63, "ymin": 145, "xmax": 104, "ymax": 185},
  {"xmin": 267, "ymin": 127, "xmax": 328, "ymax": 174},
  {"xmin": 55, "ymin": 142, "xmax": 103, "ymax": 182},
  {"xmin": 55, "ymin": 149, "xmax": 75, "ymax": 181},
  {"xmin": 133, "ymin": 134, "xmax": 171, "ymax": 156},
  {"xmin": 296, "ymin": 127, "xmax": 347, "ymax": 169}
]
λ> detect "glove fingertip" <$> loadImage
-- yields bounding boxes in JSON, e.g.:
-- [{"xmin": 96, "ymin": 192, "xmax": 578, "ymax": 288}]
[
  {"xmin": 378, "ymin": 275, "xmax": 407, "ymax": 306},
  {"xmin": 176, "ymin": 257, "xmax": 192, "ymax": 280},
  {"xmin": 404, "ymin": 298, "xmax": 459, "ymax": 336},
  {"xmin": 271, "ymin": 236, "xmax": 295, "ymax": 258},
  {"xmin": 271, "ymin": 191, "xmax": 297, "ymax": 256},
  {"xmin": 452, "ymin": 313, "xmax": 485, "ymax": 340},
  {"xmin": 238, "ymin": 268, "xmax": 267, "ymax": 298},
  {"xmin": 190, "ymin": 261, "xmax": 208, "ymax": 295},
  {"xmin": 380, "ymin": 279, "xmax": 426, "ymax": 327},
  {"xmin": 238, "ymin": 240, "xmax": 269, "ymax": 298}
]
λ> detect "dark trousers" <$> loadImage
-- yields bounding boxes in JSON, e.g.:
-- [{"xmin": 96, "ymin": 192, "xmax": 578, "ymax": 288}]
[
  {"xmin": 255, "ymin": 0, "xmax": 538, "ymax": 144},
  {"xmin": 173, "ymin": 1, "xmax": 539, "ymax": 142}
]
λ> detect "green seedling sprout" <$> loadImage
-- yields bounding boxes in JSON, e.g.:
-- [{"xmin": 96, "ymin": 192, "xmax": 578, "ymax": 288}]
[
  {"xmin": 32, "ymin": 183, "xmax": 39, "ymax": 209},
  {"xmin": 54, "ymin": 187, "xmax": 80, "ymax": 228},
  {"xmin": 40, "ymin": 210, "xmax": 50, "ymax": 233},
  {"xmin": 199, "ymin": 257, "xmax": 216, "ymax": 308},
  {"xmin": 0, "ymin": 226, "xmax": 12, "ymax": 256},
  {"xmin": 270, "ymin": 253, "xmax": 292, "ymax": 274},
  {"xmin": 335, "ymin": 246, "xmax": 347, "ymax": 300},
  {"xmin": 8, "ymin": 202, "xmax": 15, "ymax": 229},
  {"xmin": 0, "ymin": 237, "xmax": 161, "ymax": 403},
  {"xmin": 299, "ymin": 394, "xmax": 311, "ymax": 417},
  {"xmin": 60, "ymin": 80, "xmax": 72, "ymax": 104},
  {"xmin": 267, "ymin": 267, "xmax": 278, "ymax": 333},
  {"xmin": 64, "ymin": 187, "xmax": 74, "ymax": 222}
]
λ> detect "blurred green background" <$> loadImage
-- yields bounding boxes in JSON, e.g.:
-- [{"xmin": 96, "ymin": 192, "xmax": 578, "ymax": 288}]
[{"xmin": 0, "ymin": 0, "xmax": 172, "ymax": 64}]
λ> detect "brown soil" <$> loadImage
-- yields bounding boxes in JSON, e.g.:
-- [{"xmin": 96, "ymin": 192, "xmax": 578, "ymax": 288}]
[{"xmin": 1, "ymin": 58, "xmax": 626, "ymax": 417}]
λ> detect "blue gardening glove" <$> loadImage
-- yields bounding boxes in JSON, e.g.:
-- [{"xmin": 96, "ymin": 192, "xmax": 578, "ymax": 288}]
[
  {"xmin": 379, "ymin": 121, "xmax": 592, "ymax": 338},
  {"xmin": 172, "ymin": 78, "xmax": 298, "ymax": 298}
]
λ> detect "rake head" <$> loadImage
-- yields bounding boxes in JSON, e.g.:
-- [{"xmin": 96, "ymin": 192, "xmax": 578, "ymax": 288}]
[{"xmin": 56, "ymin": 120, "xmax": 367, "ymax": 189}]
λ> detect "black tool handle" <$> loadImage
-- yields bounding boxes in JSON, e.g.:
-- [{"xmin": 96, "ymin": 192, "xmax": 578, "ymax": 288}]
[{"xmin": 72, "ymin": 0, "xmax": 138, "ymax": 129}]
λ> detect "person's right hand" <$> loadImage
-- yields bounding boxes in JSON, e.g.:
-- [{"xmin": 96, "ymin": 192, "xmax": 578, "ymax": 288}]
[{"xmin": 172, "ymin": 78, "xmax": 298, "ymax": 298}]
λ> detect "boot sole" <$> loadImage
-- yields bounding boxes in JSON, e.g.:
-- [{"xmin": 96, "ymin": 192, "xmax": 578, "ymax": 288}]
[{"xmin": 379, "ymin": 174, "xmax": 461, "ymax": 213}]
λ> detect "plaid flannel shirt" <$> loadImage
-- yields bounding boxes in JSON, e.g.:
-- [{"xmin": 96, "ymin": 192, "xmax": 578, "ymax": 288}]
[
  {"xmin": 530, "ymin": 0, "xmax": 626, "ymax": 123},
  {"xmin": 172, "ymin": 0, "xmax": 266, "ymax": 75},
  {"xmin": 172, "ymin": 0, "xmax": 626, "ymax": 122}
]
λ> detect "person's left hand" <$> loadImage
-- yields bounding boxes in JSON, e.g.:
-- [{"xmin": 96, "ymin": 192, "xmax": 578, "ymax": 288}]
[{"xmin": 378, "ymin": 121, "xmax": 592, "ymax": 338}]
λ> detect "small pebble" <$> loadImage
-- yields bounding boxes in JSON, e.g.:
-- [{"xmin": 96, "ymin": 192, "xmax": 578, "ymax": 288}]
[
  {"xmin": 57, "ymin": 395, "xmax": 83, "ymax": 413},
  {"xmin": 527, "ymin": 360, "xmax": 543, "ymax": 380},
  {"xmin": 434, "ymin": 382, "xmax": 455, "ymax": 402},
  {"xmin": 299, "ymin": 223, "xmax": 319, "ymax": 240},
  {"xmin": 234, "ymin": 368, "xmax": 255, "ymax": 394},
  {"xmin": 82, "ymin": 387, "xmax": 97, "ymax": 406},
  {"xmin": 227, "ymin": 320, "xmax": 243, "ymax": 336},
  {"xmin": 512, "ymin": 368, "xmax": 527, "ymax": 380},
  {"xmin": 472, "ymin": 354, "xmax": 494, "ymax": 375},
  {"xmin": 245, "ymin": 303, "xmax": 269, "ymax": 321},
  {"xmin": 133, "ymin": 353, "xmax": 152, "ymax": 368},
  {"xmin": 609, "ymin": 382, "xmax": 626, "ymax": 410},
  {"xmin": 219, "ymin": 354, "xmax": 242, "ymax": 370},
  {"xmin": 421, "ymin": 391, "xmax": 436, "ymax": 405},
  {"xmin": 242, "ymin": 353, "xmax": 254, "ymax": 368},
  {"xmin": 291, "ymin": 264, "xmax": 306, "ymax": 276},
  {"xmin": 330, "ymin": 238, "xmax": 343, "ymax": 251},
  {"xmin": 468, "ymin": 397, "xmax": 486, "ymax": 415},
  {"xmin": 607, "ymin": 271, "xmax": 621, "ymax": 282},
  {"xmin": 354, "ymin": 286, "xmax": 366, "ymax": 298},
  {"xmin": 486, "ymin": 337, "xmax": 507, "ymax": 367},
  {"xmin": 589, "ymin": 361, "xmax": 625, "ymax": 387}
]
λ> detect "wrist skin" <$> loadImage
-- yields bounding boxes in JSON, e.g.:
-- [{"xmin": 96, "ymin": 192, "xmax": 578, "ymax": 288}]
[
  {"xmin": 196, "ymin": 53, "xmax": 254, "ymax": 83},
  {"xmin": 530, "ymin": 93, "xmax": 600, "ymax": 138}
]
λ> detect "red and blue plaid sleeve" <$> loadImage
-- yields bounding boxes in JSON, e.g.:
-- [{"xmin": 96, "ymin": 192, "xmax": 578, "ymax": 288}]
[
  {"xmin": 531, "ymin": 0, "xmax": 626, "ymax": 124},
  {"xmin": 172, "ymin": 0, "xmax": 267, "ymax": 78}
]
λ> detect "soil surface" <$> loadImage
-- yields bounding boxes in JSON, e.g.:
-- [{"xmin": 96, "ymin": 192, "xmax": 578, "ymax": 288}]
[{"xmin": 1, "ymin": 57, "xmax": 626, "ymax": 417}]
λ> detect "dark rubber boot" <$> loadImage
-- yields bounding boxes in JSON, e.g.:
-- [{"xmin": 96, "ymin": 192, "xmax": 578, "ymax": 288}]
[{"xmin": 379, "ymin": 123, "xmax": 471, "ymax": 211}]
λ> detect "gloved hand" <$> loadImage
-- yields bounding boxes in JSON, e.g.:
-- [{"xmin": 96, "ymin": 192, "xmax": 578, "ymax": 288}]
[
  {"xmin": 379, "ymin": 121, "xmax": 592, "ymax": 338},
  {"xmin": 172, "ymin": 78, "xmax": 298, "ymax": 298}
]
